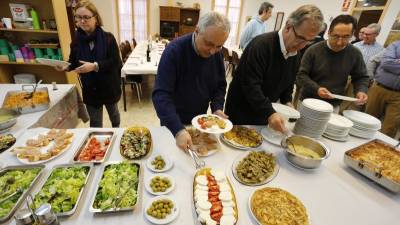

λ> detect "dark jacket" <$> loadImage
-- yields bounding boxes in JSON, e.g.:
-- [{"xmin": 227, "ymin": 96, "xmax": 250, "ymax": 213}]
[
  {"xmin": 225, "ymin": 31, "xmax": 300, "ymax": 125},
  {"xmin": 68, "ymin": 28, "xmax": 122, "ymax": 106}
]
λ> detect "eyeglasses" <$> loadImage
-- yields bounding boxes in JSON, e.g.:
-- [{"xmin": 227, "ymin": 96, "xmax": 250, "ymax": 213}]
[
  {"xmin": 74, "ymin": 15, "xmax": 95, "ymax": 22},
  {"xmin": 329, "ymin": 34, "xmax": 352, "ymax": 41},
  {"xmin": 292, "ymin": 27, "xmax": 315, "ymax": 45},
  {"xmin": 363, "ymin": 32, "xmax": 377, "ymax": 36}
]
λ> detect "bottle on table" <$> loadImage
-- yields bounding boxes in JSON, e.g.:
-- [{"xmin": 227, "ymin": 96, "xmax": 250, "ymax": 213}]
[{"xmin": 146, "ymin": 44, "xmax": 151, "ymax": 62}]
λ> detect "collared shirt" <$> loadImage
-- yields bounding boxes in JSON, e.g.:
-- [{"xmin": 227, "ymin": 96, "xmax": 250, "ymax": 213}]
[
  {"xmin": 374, "ymin": 40, "xmax": 400, "ymax": 90},
  {"xmin": 278, "ymin": 29, "xmax": 297, "ymax": 59},
  {"xmin": 192, "ymin": 33, "xmax": 199, "ymax": 55},
  {"xmin": 354, "ymin": 41, "xmax": 384, "ymax": 64},
  {"xmin": 239, "ymin": 16, "xmax": 266, "ymax": 49}
]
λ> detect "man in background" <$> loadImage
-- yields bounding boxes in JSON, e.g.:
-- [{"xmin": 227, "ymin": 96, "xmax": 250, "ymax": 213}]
[
  {"xmin": 351, "ymin": 26, "xmax": 366, "ymax": 44},
  {"xmin": 239, "ymin": 2, "xmax": 273, "ymax": 49},
  {"xmin": 354, "ymin": 23, "xmax": 384, "ymax": 64}
]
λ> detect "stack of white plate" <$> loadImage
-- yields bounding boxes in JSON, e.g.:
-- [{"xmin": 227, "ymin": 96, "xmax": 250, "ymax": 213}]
[
  {"xmin": 343, "ymin": 110, "xmax": 381, "ymax": 139},
  {"xmin": 293, "ymin": 99, "xmax": 333, "ymax": 139},
  {"xmin": 323, "ymin": 113, "xmax": 353, "ymax": 141}
]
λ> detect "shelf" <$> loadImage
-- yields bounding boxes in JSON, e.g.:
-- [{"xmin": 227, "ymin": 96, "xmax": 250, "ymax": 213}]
[
  {"xmin": 0, "ymin": 61, "xmax": 46, "ymax": 66},
  {"xmin": 28, "ymin": 43, "xmax": 59, "ymax": 49},
  {"xmin": 0, "ymin": 28, "xmax": 58, "ymax": 34},
  {"xmin": 352, "ymin": 6, "xmax": 385, "ymax": 11}
]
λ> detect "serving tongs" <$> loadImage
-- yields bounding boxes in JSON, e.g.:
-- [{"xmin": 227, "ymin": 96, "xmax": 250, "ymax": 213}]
[
  {"xmin": 24, "ymin": 80, "xmax": 43, "ymax": 99},
  {"xmin": 188, "ymin": 147, "xmax": 205, "ymax": 169}
]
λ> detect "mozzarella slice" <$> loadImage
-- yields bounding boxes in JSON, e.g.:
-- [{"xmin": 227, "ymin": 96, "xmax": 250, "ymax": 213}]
[
  {"xmin": 195, "ymin": 189, "xmax": 208, "ymax": 197},
  {"xmin": 222, "ymin": 200, "xmax": 234, "ymax": 207},
  {"xmin": 211, "ymin": 169, "xmax": 225, "ymax": 182},
  {"xmin": 198, "ymin": 211, "xmax": 211, "ymax": 223},
  {"xmin": 205, "ymin": 218, "xmax": 217, "ymax": 225},
  {"xmin": 222, "ymin": 206, "xmax": 235, "ymax": 215},
  {"xmin": 195, "ymin": 184, "xmax": 209, "ymax": 191},
  {"xmin": 196, "ymin": 175, "xmax": 208, "ymax": 186},
  {"xmin": 195, "ymin": 194, "xmax": 208, "ymax": 203},
  {"xmin": 219, "ymin": 191, "xmax": 232, "ymax": 201},
  {"xmin": 219, "ymin": 183, "xmax": 231, "ymax": 192},
  {"xmin": 220, "ymin": 215, "xmax": 236, "ymax": 224},
  {"xmin": 196, "ymin": 207, "xmax": 209, "ymax": 215},
  {"xmin": 196, "ymin": 200, "xmax": 212, "ymax": 210}
]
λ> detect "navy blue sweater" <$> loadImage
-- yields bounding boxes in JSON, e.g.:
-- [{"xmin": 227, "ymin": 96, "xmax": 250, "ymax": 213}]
[{"xmin": 152, "ymin": 33, "xmax": 227, "ymax": 136}]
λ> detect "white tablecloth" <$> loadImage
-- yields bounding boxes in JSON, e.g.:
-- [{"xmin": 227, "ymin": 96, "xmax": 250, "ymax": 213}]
[
  {"xmin": 121, "ymin": 41, "xmax": 165, "ymax": 77},
  {"xmin": 1, "ymin": 126, "xmax": 399, "ymax": 225},
  {"xmin": 0, "ymin": 84, "xmax": 80, "ymax": 138}
]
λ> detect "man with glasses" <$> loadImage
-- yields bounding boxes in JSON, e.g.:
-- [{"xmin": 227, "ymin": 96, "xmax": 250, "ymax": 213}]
[
  {"xmin": 225, "ymin": 5, "xmax": 324, "ymax": 133},
  {"xmin": 354, "ymin": 23, "xmax": 384, "ymax": 66},
  {"xmin": 297, "ymin": 15, "xmax": 369, "ymax": 111},
  {"xmin": 152, "ymin": 12, "xmax": 230, "ymax": 151}
]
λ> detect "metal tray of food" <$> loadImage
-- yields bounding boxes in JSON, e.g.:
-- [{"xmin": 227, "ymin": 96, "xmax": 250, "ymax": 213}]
[
  {"xmin": 89, "ymin": 161, "xmax": 142, "ymax": 213},
  {"xmin": 120, "ymin": 126, "xmax": 152, "ymax": 159},
  {"xmin": 2, "ymin": 86, "xmax": 50, "ymax": 114},
  {"xmin": 344, "ymin": 139, "xmax": 400, "ymax": 193},
  {"xmin": 0, "ymin": 164, "xmax": 45, "ymax": 223},
  {"xmin": 72, "ymin": 131, "xmax": 115, "ymax": 164},
  {"xmin": 31, "ymin": 163, "xmax": 93, "ymax": 216}
]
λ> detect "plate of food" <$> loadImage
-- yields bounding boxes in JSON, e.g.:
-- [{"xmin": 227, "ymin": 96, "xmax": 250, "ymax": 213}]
[
  {"xmin": 193, "ymin": 168, "xmax": 238, "ymax": 225},
  {"xmin": 11, "ymin": 129, "xmax": 74, "ymax": 164},
  {"xmin": 144, "ymin": 196, "xmax": 179, "ymax": 224},
  {"xmin": 249, "ymin": 187, "xmax": 310, "ymax": 225},
  {"xmin": 36, "ymin": 58, "xmax": 71, "ymax": 68},
  {"xmin": 0, "ymin": 134, "xmax": 16, "ymax": 153},
  {"xmin": 120, "ymin": 126, "xmax": 152, "ymax": 159},
  {"xmin": 192, "ymin": 114, "xmax": 233, "ymax": 134},
  {"xmin": 232, "ymin": 150, "xmax": 279, "ymax": 186},
  {"xmin": 72, "ymin": 131, "xmax": 114, "ymax": 163},
  {"xmin": 90, "ymin": 161, "xmax": 141, "ymax": 213},
  {"xmin": 146, "ymin": 154, "xmax": 173, "ymax": 173},
  {"xmin": 220, "ymin": 126, "xmax": 263, "ymax": 150},
  {"xmin": 2, "ymin": 87, "xmax": 50, "ymax": 114},
  {"xmin": 187, "ymin": 127, "xmax": 220, "ymax": 157},
  {"xmin": 32, "ymin": 163, "xmax": 92, "ymax": 216},
  {"xmin": 145, "ymin": 174, "xmax": 175, "ymax": 195}
]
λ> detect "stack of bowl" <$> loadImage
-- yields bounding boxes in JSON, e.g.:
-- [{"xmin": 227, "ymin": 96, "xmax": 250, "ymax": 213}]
[
  {"xmin": 343, "ymin": 110, "xmax": 381, "ymax": 139},
  {"xmin": 293, "ymin": 99, "xmax": 333, "ymax": 139},
  {"xmin": 323, "ymin": 113, "xmax": 353, "ymax": 142}
]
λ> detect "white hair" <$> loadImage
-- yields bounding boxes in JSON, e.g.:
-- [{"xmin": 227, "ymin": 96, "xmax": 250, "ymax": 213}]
[
  {"xmin": 197, "ymin": 12, "xmax": 231, "ymax": 34},
  {"xmin": 286, "ymin": 5, "xmax": 324, "ymax": 32},
  {"xmin": 367, "ymin": 23, "xmax": 381, "ymax": 34}
]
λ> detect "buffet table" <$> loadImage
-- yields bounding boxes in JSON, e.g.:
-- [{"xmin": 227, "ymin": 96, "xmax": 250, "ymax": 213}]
[
  {"xmin": 0, "ymin": 84, "xmax": 88, "ymax": 138},
  {"xmin": 1, "ymin": 125, "xmax": 399, "ymax": 225}
]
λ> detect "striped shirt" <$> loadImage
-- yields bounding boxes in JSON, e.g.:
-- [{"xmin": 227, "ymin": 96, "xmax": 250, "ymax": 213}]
[{"xmin": 354, "ymin": 41, "xmax": 384, "ymax": 64}]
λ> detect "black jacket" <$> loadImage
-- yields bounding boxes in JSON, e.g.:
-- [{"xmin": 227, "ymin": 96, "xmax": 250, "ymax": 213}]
[{"xmin": 68, "ymin": 30, "xmax": 122, "ymax": 106}]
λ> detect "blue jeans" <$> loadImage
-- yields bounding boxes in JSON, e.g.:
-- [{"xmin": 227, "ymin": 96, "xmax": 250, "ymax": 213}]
[{"xmin": 86, "ymin": 103, "xmax": 120, "ymax": 128}]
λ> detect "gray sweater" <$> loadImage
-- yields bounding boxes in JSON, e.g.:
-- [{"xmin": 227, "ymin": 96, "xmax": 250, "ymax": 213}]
[{"xmin": 297, "ymin": 41, "xmax": 369, "ymax": 105}]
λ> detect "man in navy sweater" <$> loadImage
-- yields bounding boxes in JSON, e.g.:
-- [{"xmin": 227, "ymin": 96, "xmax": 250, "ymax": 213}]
[{"xmin": 152, "ymin": 12, "xmax": 230, "ymax": 151}]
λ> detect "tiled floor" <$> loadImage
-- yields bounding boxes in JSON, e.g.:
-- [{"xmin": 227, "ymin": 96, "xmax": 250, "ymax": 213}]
[{"xmin": 77, "ymin": 75, "xmax": 160, "ymax": 128}]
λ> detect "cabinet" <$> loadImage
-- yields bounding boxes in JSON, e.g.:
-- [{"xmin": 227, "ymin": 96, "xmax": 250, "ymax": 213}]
[
  {"xmin": 159, "ymin": 6, "xmax": 199, "ymax": 39},
  {"xmin": 0, "ymin": 0, "xmax": 77, "ymax": 85}
]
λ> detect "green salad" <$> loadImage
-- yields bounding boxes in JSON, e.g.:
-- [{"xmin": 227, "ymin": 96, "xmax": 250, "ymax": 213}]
[
  {"xmin": 93, "ymin": 162, "xmax": 139, "ymax": 210},
  {"xmin": 33, "ymin": 166, "xmax": 89, "ymax": 213},
  {"xmin": 0, "ymin": 168, "xmax": 41, "ymax": 218}
]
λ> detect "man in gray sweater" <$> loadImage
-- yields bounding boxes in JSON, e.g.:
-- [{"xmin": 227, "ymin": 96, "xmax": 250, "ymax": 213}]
[{"xmin": 297, "ymin": 15, "xmax": 369, "ymax": 108}]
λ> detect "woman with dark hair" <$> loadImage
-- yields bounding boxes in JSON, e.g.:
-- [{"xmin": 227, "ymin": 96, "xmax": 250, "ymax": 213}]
[{"xmin": 56, "ymin": 0, "xmax": 122, "ymax": 127}]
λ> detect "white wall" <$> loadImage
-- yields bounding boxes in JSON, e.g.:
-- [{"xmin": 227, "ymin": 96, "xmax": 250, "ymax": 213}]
[{"xmin": 92, "ymin": 0, "xmax": 399, "ymax": 46}]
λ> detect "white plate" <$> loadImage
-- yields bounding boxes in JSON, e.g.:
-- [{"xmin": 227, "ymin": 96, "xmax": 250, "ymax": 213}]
[
  {"xmin": 261, "ymin": 127, "xmax": 284, "ymax": 146},
  {"xmin": 146, "ymin": 154, "xmax": 174, "ymax": 173},
  {"xmin": 14, "ymin": 132, "xmax": 73, "ymax": 165},
  {"xmin": 302, "ymin": 98, "xmax": 333, "ymax": 113},
  {"xmin": 36, "ymin": 58, "xmax": 71, "ymax": 67},
  {"xmin": 322, "ymin": 133, "xmax": 349, "ymax": 142},
  {"xmin": 272, "ymin": 103, "xmax": 300, "ymax": 119},
  {"xmin": 144, "ymin": 196, "xmax": 179, "ymax": 224},
  {"xmin": 328, "ymin": 113, "xmax": 353, "ymax": 128},
  {"xmin": 232, "ymin": 150, "xmax": 279, "ymax": 186},
  {"xmin": 145, "ymin": 174, "xmax": 175, "ymax": 195},
  {"xmin": 330, "ymin": 94, "xmax": 358, "ymax": 102},
  {"xmin": 343, "ymin": 110, "xmax": 381, "ymax": 129},
  {"xmin": 191, "ymin": 114, "xmax": 233, "ymax": 134}
]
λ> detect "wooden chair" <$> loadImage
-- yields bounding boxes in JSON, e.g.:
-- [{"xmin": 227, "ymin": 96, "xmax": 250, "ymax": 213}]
[
  {"xmin": 221, "ymin": 46, "xmax": 233, "ymax": 77},
  {"xmin": 231, "ymin": 50, "xmax": 240, "ymax": 76}
]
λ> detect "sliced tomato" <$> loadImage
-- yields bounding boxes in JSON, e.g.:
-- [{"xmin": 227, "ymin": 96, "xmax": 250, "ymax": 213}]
[
  {"xmin": 208, "ymin": 196, "xmax": 220, "ymax": 203},
  {"xmin": 208, "ymin": 185, "xmax": 219, "ymax": 192},
  {"xmin": 210, "ymin": 211, "xmax": 223, "ymax": 222},
  {"xmin": 208, "ymin": 191, "xmax": 220, "ymax": 198}
]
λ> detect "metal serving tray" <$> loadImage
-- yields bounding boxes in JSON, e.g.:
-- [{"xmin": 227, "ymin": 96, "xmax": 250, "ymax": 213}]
[
  {"xmin": 72, "ymin": 131, "xmax": 115, "ymax": 164},
  {"xmin": 0, "ymin": 164, "xmax": 45, "ymax": 223},
  {"xmin": 344, "ymin": 139, "xmax": 400, "ymax": 193},
  {"xmin": 2, "ymin": 86, "xmax": 50, "ymax": 114},
  {"xmin": 32, "ymin": 163, "xmax": 93, "ymax": 216},
  {"xmin": 89, "ymin": 161, "xmax": 142, "ymax": 213}
]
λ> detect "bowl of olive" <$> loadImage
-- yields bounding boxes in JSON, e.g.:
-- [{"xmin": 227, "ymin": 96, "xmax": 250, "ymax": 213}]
[
  {"xmin": 146, "ymin": 154, "xmax": 173, "ymax": 173},
  {"xmin": 144, "ymin": 196, "xmax": 179, "ymax": 224},
  {"xmin": 145, "ymin": 174, "xmax": 175, "ymax": 195}
]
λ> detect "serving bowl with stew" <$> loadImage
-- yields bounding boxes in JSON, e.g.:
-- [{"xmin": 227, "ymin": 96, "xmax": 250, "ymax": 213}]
[{"xmin": 281, "ymin": 135, "xmax": 330, "ymax": 170}]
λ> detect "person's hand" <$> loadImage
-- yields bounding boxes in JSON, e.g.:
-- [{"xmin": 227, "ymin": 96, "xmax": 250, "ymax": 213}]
[
  {"xmin": 74, "ymin": 60, "xmax": 96, "ymax": 74},
  {"xmin": 355, "ymin": 92, "xmax": 368, "ymax": 105},
  {"xmin": 213, "ymin": 109, "xmax": 229, "ymax": 119},
  {"xmin": 175, "ymin": 129, "xmax": 192, "ymax": 152},
  {"xmin": 285, "ymin": 102, "xmax": 294, "ymax": 108},
  {"xmin": 55, "ymin": 65, "xmax": 69, "ymax": 72},
  {"xmin": 268, "ymin": 113, "xmax": 287, "ymax": 134},
  {"xmin": 317, "ymin": 87, "xmax": 333, "ymax": 99}
]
